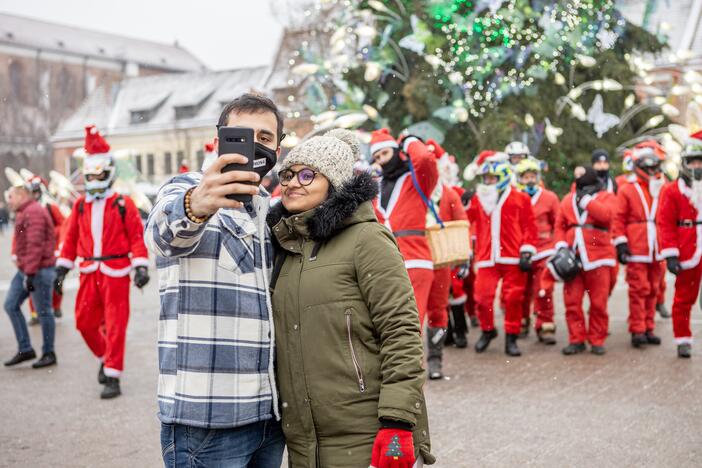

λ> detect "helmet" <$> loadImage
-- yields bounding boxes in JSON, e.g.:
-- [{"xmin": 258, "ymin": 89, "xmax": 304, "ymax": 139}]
[
  {"xmin": 514, "ymin": 158, "xmax": 541, "ymax": 195},
  {"xmin": 632, "ymin": 144, "xmax": 664, "ymax": 180},
  {"xmin": 505, "ymin": 141, "xmax": 530, "ymax": 157},
  {"xmin": 547, "ymin": 248, "xmax": 581, "ymax": 282},
  {"xmin": 478, "ymin": 161, "xmax": 512, "ymax": 192},
  {"xmin": 82, "ymin": 126, "xmax": 116, "ymax": 197},
  {"xmin": 681, "ymin": 132, "xmax": 702, "ymax": 182}
]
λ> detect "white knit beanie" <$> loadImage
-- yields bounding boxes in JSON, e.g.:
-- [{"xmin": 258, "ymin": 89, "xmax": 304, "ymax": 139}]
[{"xmin": 280, "ymin": 129, "xmax": 360, "ymax": 189}]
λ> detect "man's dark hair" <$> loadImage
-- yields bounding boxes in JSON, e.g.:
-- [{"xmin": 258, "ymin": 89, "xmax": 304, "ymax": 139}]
[{"xmin": 217, "ymin": 93, "xmax": 285, "ymax": 147}]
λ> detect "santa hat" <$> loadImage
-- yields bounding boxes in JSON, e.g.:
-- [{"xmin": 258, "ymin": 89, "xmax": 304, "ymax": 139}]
[
  {"xmin": 691, "ymin": 130, "xmax": 702, "ymax": 141},
  {"xmin": 369, "ymin": 128, "xmax": 399, "ymax": 156},
  {"xmin": 201, "ymin": 140, "xmax": 218, "ymax": 172},
  {"xmin": 84, "ymin": 125, "xmax": 110, "ymax": 155}
]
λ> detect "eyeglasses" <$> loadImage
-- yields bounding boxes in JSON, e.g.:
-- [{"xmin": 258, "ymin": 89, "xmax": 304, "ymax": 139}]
[{"xmin": 278, "ymin": 168, "xmax": 319, "ymax": 186}]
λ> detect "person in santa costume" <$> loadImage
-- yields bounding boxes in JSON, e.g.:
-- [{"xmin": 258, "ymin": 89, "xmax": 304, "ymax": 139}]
[
  {"xmin": 504, "ymin": 141, "xmax": 531, "ymax": 169},
  {"xmin": 465, "ymin": 158, "xmax": 537, "ymax": 356},
  {"xmin": 657, "ymin": 130, "xmax": 702, "ymax": 358},
  {"xmin": 514, "ymin": 158, "xmax": 560, "ymax": 345},
  {"xmin": 423, "ymin": 139, "xmax": 468, "ymax": 379},
  {"xmin": 370, "ymin": 128, "xmax": 438, "ymax": 328},
  {"xmin": 555, "ymin": 167, "xmax": 616, "ymax": 356},
  {"xmin": 54, "ymin": 125, "xmax": 150, "ymax": 398},
  {"xmin": 592, "ymin": 149, "xmax": 618, "ymax": 194},
  {"xmin": 614, "ymin": 143, "xmax": 667, "ymax": 349}
]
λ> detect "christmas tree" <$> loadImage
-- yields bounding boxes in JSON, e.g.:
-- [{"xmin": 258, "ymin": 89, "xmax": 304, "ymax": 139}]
[
  {"xmin": 385, "ymin": 434, "xmax": 403, "ymax": 459},
  {"xmin": 289, "ymin": 0, "xmax": 667, "ymax": 193}
]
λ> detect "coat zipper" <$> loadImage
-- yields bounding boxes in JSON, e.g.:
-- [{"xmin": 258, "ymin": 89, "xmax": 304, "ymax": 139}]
[{"xmin": 345, "ymin": 310, "xmax": 366, "ymax": 393}]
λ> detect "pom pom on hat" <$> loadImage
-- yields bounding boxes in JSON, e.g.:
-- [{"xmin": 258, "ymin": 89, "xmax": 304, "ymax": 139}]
[
  {"xmin": 281, "ymin": 128, "xmax": 359, "ymax": 189},
  {"xmin": 369, "ymin": 128, "xmax": 398, "ymax": 156},
  {"xmin": 84, "ymin": 125, "xmax": 111, "ymax": 155}
]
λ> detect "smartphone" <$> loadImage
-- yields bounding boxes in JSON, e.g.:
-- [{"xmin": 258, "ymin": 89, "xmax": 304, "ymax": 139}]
[{"xmin": 218, "ymin": 126, "xmax": 255, "ymax": 202}]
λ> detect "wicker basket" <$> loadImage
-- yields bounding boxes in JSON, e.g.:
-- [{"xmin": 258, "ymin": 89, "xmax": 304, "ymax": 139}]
[{"xmin": 426, "ymin": 220, "xmax": 472, "ymax": 268}]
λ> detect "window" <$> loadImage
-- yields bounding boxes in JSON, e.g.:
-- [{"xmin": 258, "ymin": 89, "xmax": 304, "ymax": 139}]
[
  {"xmin": 146, "ymin": 153, "xmax": 155, "ymax": 176},
  {"xmin": 164, "ymin": 151, "xmax": 173, "ymax": 175},
  {"xmin": 196, "ymin": 150, "xmax": 204, "ymax": 170},
  {"xmin": 134, "ymin": 154, "xmax": 142, "ymax": 173}
]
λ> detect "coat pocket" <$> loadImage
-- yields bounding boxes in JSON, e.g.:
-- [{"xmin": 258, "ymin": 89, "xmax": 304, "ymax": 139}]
[{"xmin": 345, "ymin": 308, "xmax": 366, "ymax": 393}]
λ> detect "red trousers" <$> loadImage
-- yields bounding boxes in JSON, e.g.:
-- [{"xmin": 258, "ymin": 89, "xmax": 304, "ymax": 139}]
[
  {"xmin": 462, "ymin": 268, "xmax": 477, "ymax": 318},
  {"xmin": 450, "ymin": 269, "xmax": 467, "ymax": 304},
  {"xmin": 657, "ymin": 263, "xmax": 666, "ymax": 305},
  {"xmin": 75, "ymin": 271, "xmax": 131, "ymax": 376},
  {"xmin": 474, "ymin": 264, "xmax": 526, "ymax": 335},
  {"xmin": 564, "ymin": 267, "xmax": 612, "ymax": 346},
  {"xmin": 408, "ymin": 268, "xmax": 434, "ymax": 330},
  {"xmin": 625, "ymin": 262, "xmax": 662, "ymax": 334},
  {"xmin": 426, "ymin": 267, "xmax": 450, "ymax": 328},
  {"xmin": 522, "ymin": 259, "xmax": 554, "ymax": 330},
  {"xmin": 671, "ymin": 263, "xmax": 702, "ymax": 344},
  {"xmin": 610, "ymin": 262, "xmax": 619, "ymax": 296}
]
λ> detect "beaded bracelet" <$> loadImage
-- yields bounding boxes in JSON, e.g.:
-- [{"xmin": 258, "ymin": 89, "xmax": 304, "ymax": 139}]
[{"xmin": 184, "ymin": 187, "xmax": 210, "ymax": 224}]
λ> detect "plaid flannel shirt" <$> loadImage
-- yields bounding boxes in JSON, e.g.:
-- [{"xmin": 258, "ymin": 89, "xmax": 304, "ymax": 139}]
[{"xmin": 145, "ymin": 172, "xmax": 279, "ymax": 429}]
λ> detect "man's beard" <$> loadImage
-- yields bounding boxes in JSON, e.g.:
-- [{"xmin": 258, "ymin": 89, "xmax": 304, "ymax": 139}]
[
  {"xmin": 692, "ymin": 180, "xmax": 702, "ymax": 211},
  {"xmin": 477, "ymin": 184, "xmax": 499, "ymax": 214},
  {"xmin": 649, "ymin": 176, "xmax": 664, "ymax": 198}
]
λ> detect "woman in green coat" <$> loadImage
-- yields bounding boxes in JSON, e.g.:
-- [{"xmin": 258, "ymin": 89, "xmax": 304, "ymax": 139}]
[{"xmin": 267, "ymin": 129, "xmax": 434, "ymax": 468}]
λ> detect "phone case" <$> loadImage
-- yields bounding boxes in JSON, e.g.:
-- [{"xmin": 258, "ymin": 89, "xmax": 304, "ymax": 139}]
[{"xmin": 218, "ymin": 126, "xmax": 255, "ymax": 202}]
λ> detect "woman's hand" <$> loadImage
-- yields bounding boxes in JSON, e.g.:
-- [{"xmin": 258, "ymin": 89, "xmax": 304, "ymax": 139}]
[{"xmin": 370, "ymin": 428, "xmax": 415, "ymax": 468}]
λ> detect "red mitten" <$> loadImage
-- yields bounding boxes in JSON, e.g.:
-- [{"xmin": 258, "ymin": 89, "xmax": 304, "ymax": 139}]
[{"xmin": 370, "ymin": 428, "xmax": 415, "ymax": 468}]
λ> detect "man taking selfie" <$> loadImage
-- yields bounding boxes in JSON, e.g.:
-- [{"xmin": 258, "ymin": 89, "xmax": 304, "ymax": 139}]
[{"xmin": 145, "ymin": 94, "xmax": 284, "ymax": 467}]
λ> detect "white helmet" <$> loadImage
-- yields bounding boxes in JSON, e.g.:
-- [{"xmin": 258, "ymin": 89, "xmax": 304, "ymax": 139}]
[
  {"xmin": 505, "ymin": 141, "xmax": 531, "ymax": 165},
  {"xmin": 82, "ymin": 125, "xmax": 116, "ymax": 198}
]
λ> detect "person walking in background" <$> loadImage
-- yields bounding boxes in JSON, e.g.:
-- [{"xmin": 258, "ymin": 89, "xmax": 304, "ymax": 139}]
[
  {"xmin": 0, "ymin": 201, "xmax": 9, "ymax": 234},
  {"xmin": 54, "ymin": 125, "xmax": 150, "ymax": 399},
  {"xmin": 3, "ymin": 185, "xmax": 57, "ymax": 369},
  {"xmin": 268, "ymin": 129, "xmax": 433, "ymax": 468}
]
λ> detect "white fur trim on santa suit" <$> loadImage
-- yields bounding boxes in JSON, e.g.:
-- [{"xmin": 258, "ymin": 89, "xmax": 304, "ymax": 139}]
[
  {"xmin": 660, "ymin": 248, "xmax": 680, "ymax": 258},
  {"xmin": 624, "ymin": 182, "xmax": 661, "ymax": 263},
  {"xmin": 530, "ymin": 188, "xmax": 542, "ymax": 206},
  {"xmin": 402, "ymin": 137, "xmax": 420, "ymax": 154},
  {"xmin": 555, "ymin": 241, "xmax": 569, "ymax": 251},
  {"xmin": 613, "ymin": 236, "xmax": 628, "ymax": 246},
  {"xmin": 546, "ymin": 258, "xmax": 563, "ymax": 282},
  {"xmin": 56, "ymin": 257, "xmax": 74, "ymax": 270},
  {"xmin": 405, "ymin": 259, "xmax": 434, "ymax": 270},
  {"xmin": 375, "ymin": 173, "xmax": 411, "ymax": 232},
  {"xmin": 578, "ymin": 194, "xmax": 594, "ymax": 210},
  {"xmin": 449, "ymin": 294, "xmax": 467, "ymax": 306},
  {"xmin": 675, "ymin": 336, "xmax": 693, "ymax": 345},
  {"xmin": 520, "ymin": 244, "xmax": 537, "ymax": 255},
  {"xmin": 104, "ymin": 367, "xmax": 122, "ymax": 378},
  {"xmin": 570, "ymin": 194, "xmax": 616, "ymax": 271},
  {"xmin": 475, "ymin": 186, "xmax": 522, "ymax": 269},
  {"xmin": 91, "ymin": 198, "xmax": 105, "ymax": 258},
  {"xmin": 370, "ymin": 140, "xmax": 398, "ymax": 156},
  {"xmin": 131, "ymin": 257, "xmax": 150, "ymax": 268},
  {"xmin": 533, "ymin": 248, "xmax": 555, "ymax": 262}
]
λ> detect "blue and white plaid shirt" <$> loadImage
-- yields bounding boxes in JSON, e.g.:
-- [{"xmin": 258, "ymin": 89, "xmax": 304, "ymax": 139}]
[{"xmin": 145, "ymin": 172, "xmax": 279, "ymax": 429}]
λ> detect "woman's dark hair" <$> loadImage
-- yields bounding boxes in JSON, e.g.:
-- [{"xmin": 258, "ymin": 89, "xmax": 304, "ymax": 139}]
[{"xmin": 217, "ymin": 93, "xmax": 285, "ymax": 146}]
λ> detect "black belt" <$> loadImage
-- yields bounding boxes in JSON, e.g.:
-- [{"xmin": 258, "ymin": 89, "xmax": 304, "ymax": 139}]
[
  {"xmin": 569, "ymin": 224, "xmax": 608, "ymax": 232},
  {"xmin": 85, "ymin": 254, "xmax": 129, "ymax": 261},
  {"xmin": 678, "ymin": 220, "xmax": 702, "ymax": 228},
  {"xmin": 393, "ymin": 230, "xmax": 426, "ymax": 238}
]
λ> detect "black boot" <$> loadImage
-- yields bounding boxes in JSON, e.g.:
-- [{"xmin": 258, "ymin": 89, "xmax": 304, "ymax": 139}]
[
  {"xmin": 562, "ymin": 343, "xmax": 586, "ymax": 355},
  {"xmin": 656, "ymin": 303, "xmax": 671, "ymax": 319},
  {"xmin": 98, "ymin": 363, "xmax": 107, "ymax": 384},
  {"xmin": 449, "ymin": 304, "xmax": 469, "ymax": 349},
  {"xmin": 505, "ymin": 334, "xmax": 521, "ymax": 356},
  {"xmin": 591, "ymin": 345, "xmax": 606, "ymax": 356},
  {"xmin": 101, "ymin": 377, "xmax": 122, "ymax": 399},
  {"xmin": 32, "ymin": 352, "xmax": 57, "ymax": 369},
  {"xmin": 536, "ymin": 323, "xmax": 557, "ymax": 345},
  {"xmin": 645, "ymin": 331, "xmax": 661, "ymax": 345},
  {"xmin": 469, "ymin": 315, "xmax": 480, "ymax": 328},
  {"xmin": 631, "ymin": 333, "xmax": 648, "ymax": 348},
  {"xmin": 519, "ymin": 317, "xmax": 530, "ymax": 338},
  {"xmin": 678, "ymin": 343, "xmax": 692, "ymax": 359},
  {"xmin": 427, "ymin": 327, "xmax": 446, "ymax": 380},
  {"xmin": 4, "ymin": 349, "xmax": 36, "ymax": 367},
  {"xmin": 475, "ymin": 329, "xmax": 498, "ymax": 353}
]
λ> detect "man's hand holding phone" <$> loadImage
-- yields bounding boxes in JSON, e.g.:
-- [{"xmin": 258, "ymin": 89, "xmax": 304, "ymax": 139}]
[{"xmin": 188, "ymin": 154, "xmax": 260, "ymax": 217}]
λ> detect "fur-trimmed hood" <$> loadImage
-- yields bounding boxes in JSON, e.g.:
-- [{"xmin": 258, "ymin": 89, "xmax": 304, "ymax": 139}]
[{"xmin": 266, "ymin": 172, "xmax": 378, "ymax": 242}]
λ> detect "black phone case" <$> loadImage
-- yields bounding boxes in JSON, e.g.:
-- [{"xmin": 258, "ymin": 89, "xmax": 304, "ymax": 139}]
[{"xmin": 218, "ymin": 126, "xmax": 255, "ymax": 202}]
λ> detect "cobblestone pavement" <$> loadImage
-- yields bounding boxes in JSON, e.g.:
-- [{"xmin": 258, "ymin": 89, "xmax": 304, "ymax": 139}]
[{"xmin": 1, "ymin": 231, "xmax": 701, "ymax": 467}]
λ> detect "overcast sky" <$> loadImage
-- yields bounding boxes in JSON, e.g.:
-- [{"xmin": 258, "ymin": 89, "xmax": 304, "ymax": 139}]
[{"xmin": 0, "ymin": 0, "xmax": 287, "ymax": 70}]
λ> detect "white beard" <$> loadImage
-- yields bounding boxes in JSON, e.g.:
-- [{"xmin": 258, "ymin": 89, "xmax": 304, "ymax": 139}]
[
  {"xmin": 692, "ymin": 180, "xmax": 702, "ymax": 212},
  {"xmin": 477, "ymin": 184, "xmax": 499, "ymax": 214},
  {"xmin": 649, "ymin": 176, "xmax": 664, "ymax": 198}
]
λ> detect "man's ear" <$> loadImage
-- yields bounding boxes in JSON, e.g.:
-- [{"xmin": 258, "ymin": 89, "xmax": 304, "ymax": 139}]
[
  {"xmin": 213, "ymin": 136, "xmax": 219, "ymax": 150},
  {"xmin": 276, "ymin": 146, "xmax": 282, "ymax": 157}
]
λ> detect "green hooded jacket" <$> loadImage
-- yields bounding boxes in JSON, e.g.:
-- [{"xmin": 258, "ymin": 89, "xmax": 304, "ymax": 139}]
[{"xmin": 267, "ymin": 173, "xmax": 434, "ymax": 468}]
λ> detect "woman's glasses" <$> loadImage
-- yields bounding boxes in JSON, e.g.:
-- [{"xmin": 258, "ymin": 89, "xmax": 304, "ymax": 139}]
[{"xmin": 278, "ymin": 168, "xmax": 319, "ymax": 186}]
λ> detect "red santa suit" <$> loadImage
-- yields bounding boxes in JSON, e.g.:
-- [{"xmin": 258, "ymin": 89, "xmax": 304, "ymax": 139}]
[
  {"xmin": 426, "ymin": 185, "xmax": 468, "ymax": 328},
  {"xmin": 372, "ymin": 132, "xmax": 439, "ymax": 325},
  {"xmin": 57, "ymin": 191, "xmax": 148, "ymax": 377},
  {"xmin": 467, "ymin": 186, "xmax": 537, "ymax": 335},
  {"xmin": 657, "ymin": 179, "xmax": 702, "ymax": 344},
  {"xmin": 555, "ymin": 192, "xmax": 616, "ymax": 346},
  {"xmin": 613, "ymin": 175, "xmax": 664, "ymax": 335},
  {"xmin": 522, "ymin": 187, "xmax": 560, "ymax": 331}
]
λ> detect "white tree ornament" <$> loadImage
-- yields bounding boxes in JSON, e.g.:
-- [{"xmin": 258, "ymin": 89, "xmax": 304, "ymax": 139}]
[{"xmin": 587, "ymin": 94, "xmax": 620, "ymax": 138}]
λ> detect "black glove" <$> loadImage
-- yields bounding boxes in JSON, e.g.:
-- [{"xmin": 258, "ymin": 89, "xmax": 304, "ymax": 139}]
[
  {"xmin": 133, "ymin": 266, "xmax": 150, "ymax": 289},
  {"xmin": 398, "ymin": 134, "xmax": 423, "ymax": 152},
  {"xmin": 456, "ymin": 262, "xmax": 471, "ymax": 279},
  {"xmin": 25, "ymin": 275, "xmax": 35, "ymax": 293},
  {"xmin": 519, "ymin": 252, "xmax": 533, "ymax": 272},
  {"xmin": 666, "ymin": 256, "xmax": 682, "ymax": 276},
  {"xmin": 54, "ymin": 266, "xmax": 69, "ymax": 295},
  {"xmin": 616, "ymin": 243, "xmax": 631, "ymax": 265},
  {"xmin": 460, "ymin": 189, "xmax": 475, "ymax": 207}
]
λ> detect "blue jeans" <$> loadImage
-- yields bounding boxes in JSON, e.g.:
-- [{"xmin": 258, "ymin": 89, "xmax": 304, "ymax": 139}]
[
  {"xmin": 161, "ymin": 419, "xmax": 285, "ymax": 468},
  {"xmin": 4, "ymin": 268, "xmax": 56, "ymax": 354}
]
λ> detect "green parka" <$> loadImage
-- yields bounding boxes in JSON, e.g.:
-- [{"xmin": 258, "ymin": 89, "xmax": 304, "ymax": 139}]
[{"xmin": 267, "ymin": 173, "xmax": 434, "ymax": 468}]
